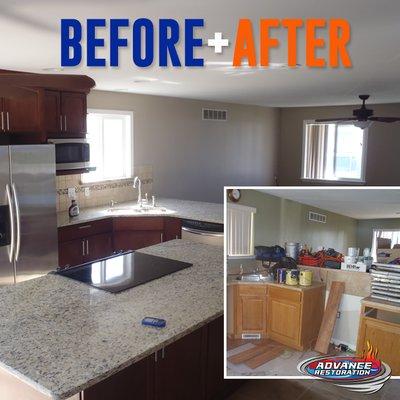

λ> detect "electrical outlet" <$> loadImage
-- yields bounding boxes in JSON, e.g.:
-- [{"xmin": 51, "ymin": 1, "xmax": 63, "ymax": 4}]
[
  {"xmin": 84, "ymin": 187, "xmax": 90, "ymax": 197},
  {"xmin": 67, "ymin": 187, "xmax": 76, "ymax": 199}
]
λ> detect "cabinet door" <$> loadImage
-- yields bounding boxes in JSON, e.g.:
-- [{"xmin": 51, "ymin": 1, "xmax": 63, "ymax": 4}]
[
  {"xmin": 235, "ymin": 286, "xmax": 267, "ymax": 337},
  {"xmin": 83, "ymin": 355, "xmax": 153, "ymax": 400},
  {"xmin": 44, "ymin": 90, "xmax": 61, "ymax": 135},
  {"xmin": 358, "ymin": 318, "xmax": 400, "ymax": 375},
  {"xmin": 155, "ymin": 327, "xmax": 205, "ymax": 400},
  {"xmin": 267, "ymin": 298, "xmax": 300, "ymax": 347},
  {"xmin": 3, "ymin": 87, "xmax": 41, "ymax": 134},
  {"xmin": 84, "ymin": 233, "xmax": 113, "ymax": 262},
  {"xmin": 58, "ymin": 238, "xmax": 84, "ymax": 268},
  {"xmin": 163, "ymin": 217, "xmax": 182, "ymax": 241},
  {"xmin": 61, "ymin": 92, "xmax": 86, "ymax": 136},
  {"xmin": 114, "ymin": 231, "xmax": 164, "ymax": 251}
]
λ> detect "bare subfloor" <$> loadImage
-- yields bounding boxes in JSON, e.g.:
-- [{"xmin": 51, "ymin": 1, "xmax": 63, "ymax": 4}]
[{"xmin": 226, "ymin": 379, "xmax": 399, "ymax": 400}]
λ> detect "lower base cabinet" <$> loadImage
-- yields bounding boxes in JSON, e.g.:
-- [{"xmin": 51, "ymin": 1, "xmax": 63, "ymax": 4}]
[{"xmin": 83, "ymin": 316, "xmax": 235, "ymax": 400}]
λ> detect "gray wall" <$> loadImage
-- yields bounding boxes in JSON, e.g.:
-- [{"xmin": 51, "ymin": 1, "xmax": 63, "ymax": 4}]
[
  {"xmin": 357, "ymin": 218, "xmax": 400, "ymax": 250},
  {"xmin": 232, "ymin": 190, "xmax": 358, "ymax": 254},
  {"xmin": 278, "ymin": 103, "xmax": 400, "ymax": 185},
  {"xmin": 88, "ymin": 90, "xmax": 280, "ymax": 203}
]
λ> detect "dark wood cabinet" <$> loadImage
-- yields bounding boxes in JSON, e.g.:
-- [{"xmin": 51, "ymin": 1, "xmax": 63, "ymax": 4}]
[
  {"xmin": 154, "ymin": 327, "xmax": 206, "ymax": 400},
  {"xmin": 44, "ymin": 90, "xmax": 86, "ymax": 138},
  {"xmin": 0, "ymin": 87, "xmax": 42, "ymax": 139},
  {"xmin": 58, "ymin": 238, "xmax": 85, "ymax": 268},
  {"xmin": 84, "ymin": 355, "xmax": 153, "ymax": 400},
  {"xmin": 163, "ymin": 217, "xmax": 182, "ymax": 241}
]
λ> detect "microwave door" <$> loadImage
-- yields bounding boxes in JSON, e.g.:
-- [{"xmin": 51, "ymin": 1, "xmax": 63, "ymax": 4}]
[
  {"xmin": 0, "ymin": 146, "xmax": 15, "ymax": 286},
  {"xmin": 9, "ymin": 145, "xmax": 59, "ymax": 283}
]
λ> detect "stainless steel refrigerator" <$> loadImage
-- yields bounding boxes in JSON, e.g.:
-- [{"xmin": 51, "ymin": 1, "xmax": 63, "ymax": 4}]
[{"xmin": 0, "ymin": 145, "xmax": 58, "ymax": 286}]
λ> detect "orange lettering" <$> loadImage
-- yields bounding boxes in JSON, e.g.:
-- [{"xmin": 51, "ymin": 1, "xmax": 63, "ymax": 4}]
[
  {"xmin": 306, "ymin": 19, "xmax": 326, "ymax": 67},
  {"xmin": 282, "ymin": 19, "xmax": 303, "ymax": 67},
  {"xmin": 260, "ymin": 19, "xmax": 280, "ymax": 67},
  {"xmin": 233, "ymin": 19, "xmax": 257, "ymax": 67},
  {"xmin": 330, "ymin": 19, "xmax": 352, "ymax": 67}
]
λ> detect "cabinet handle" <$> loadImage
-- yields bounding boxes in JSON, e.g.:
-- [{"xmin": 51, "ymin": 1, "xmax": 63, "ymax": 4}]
[
  {"xmin": 60, "ymin": 115, "xmax": 63, "ymax": 131},
  {"xmin": 161, "ymin": 348, "xmax": 165, "ymax": 359},
  {"xmin": 175, "ymin": 235, "xmax": 179, "ymax": 239},
  {"xmin": 154, "ymin": 351, "xmax": 158, "ymax": 363},
  {"xmin": 6, "ymin": 112, "xmax": 9, "ymax": 131},
  {"xmin": 1, "ymin": 111, "xmax": 3, "ymax": 131},
  {"xmin": 82, "ymin": 240, "xmax": 85, "ymax": 256},
  {"xmin": 64, "ymin": 115, "xmax": 67, "ymax": 131},
  {"xmin": 86, "ymin": 239, "xmax": 89, "ymax": 255},
  {"xmin": 160, "ymin": 233, "xmax": 163, "ymax": 242}
]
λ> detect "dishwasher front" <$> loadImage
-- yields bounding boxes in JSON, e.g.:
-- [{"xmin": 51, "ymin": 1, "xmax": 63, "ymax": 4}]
[{"xmin": 181, "ymin": 219, "xmax": 224, "ymax": 247}]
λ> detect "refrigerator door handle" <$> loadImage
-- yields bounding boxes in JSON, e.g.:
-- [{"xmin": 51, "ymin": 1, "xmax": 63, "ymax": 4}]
[
  {"xmin": 5, "ymin": 184, "xmax": 16, "ymax": 263},
  {"xmin": 11, "ymin": 183, "xmax": 21, "ymax": 262},
  {"xmin": 1, "ymin": 111, "xmax": 4, "ymax": 131}
]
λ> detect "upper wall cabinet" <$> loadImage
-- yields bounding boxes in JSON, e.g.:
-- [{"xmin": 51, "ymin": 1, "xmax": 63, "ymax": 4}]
[
  {"xmin": 45, "ymin": 90, "xmax": 87, "ymax": 138},
  {"xmin": 0, "ymin": 86, "xmax": 42, "ymax": 140},
  {"xmin": 0, "ymin": 70, "xmax": 95, "ymax": 143}
]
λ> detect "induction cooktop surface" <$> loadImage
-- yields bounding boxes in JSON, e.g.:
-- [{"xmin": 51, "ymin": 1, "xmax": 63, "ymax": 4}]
[{"xmin": 57, "ymin": 251, "xmax": 192, "ymax": 293}]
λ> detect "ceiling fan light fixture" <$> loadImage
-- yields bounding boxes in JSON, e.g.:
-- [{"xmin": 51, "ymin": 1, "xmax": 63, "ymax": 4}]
[{"xmin": 354, "ymin": 120, "xmax": 373, "ymax": 129}]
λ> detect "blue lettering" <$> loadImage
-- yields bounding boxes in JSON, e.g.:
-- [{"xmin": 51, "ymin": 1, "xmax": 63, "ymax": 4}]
[
  {"xmin": 87, "ymin": 19, "xmax": 106, "ymax": 67},
  {"xmin": 159, "ymin": 19, "xmax": 181, "ymax": 67},
  {"xmin": 133, "ymin": 19, "xmax": 154, "ymax": 67},
  {"xmin": 185, "ymin": 19, "xmax": 204, "ymax": 66},
  {"xmin": 110, "ymin": 19, "xmax": 129, "ymax": 67},
  {"xmin": 61, "ymin": 19, "xmax": 82, "ymax": 66}
]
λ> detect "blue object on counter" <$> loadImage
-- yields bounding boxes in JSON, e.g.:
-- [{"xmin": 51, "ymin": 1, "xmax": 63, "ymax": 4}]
[
  {"xmin": 142, "ymin": 317, "xmax": 166, "ymax": 328},
  {"xmin": 255, "ymin": 245, "xmax": 286, "ymax": 262}
]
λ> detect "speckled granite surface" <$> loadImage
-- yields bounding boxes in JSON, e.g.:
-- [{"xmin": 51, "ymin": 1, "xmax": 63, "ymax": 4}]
[
  {"xmin": 0, "ymin": 240, "xmax": 223, "ymax": 399},
  {"xmin": 57, "ymin": 198, "xmax": 223, "ymax": 227}
]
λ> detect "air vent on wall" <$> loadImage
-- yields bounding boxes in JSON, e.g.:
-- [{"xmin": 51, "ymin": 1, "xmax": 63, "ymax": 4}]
[
  {"xmin": 241, "ymin": 333, "xmax": 261, "ymax": 340},
  {"xmin": 309, "ymin": 211, "xmax": 327, "ymax": 224},
  {"xmin": 202, "ymin": 108, "xmax": 227, "ymax": 121}
]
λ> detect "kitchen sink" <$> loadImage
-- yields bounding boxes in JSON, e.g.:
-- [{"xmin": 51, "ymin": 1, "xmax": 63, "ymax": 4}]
[
  {"xmin": 236, "ymin": 274, "xmax": 272, "ymax": 282},
  {"xmin": 107, "ymin": 205, "xmax": 175, "ymax": 215}
]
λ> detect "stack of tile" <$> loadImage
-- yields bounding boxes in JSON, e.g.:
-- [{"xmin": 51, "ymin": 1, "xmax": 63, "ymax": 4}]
[{"xmin": 370, "ymin": 263, "xmax": 400, "ymax": 303}]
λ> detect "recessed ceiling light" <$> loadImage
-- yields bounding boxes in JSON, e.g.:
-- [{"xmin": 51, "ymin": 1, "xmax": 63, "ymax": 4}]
[
  {"xmin": 41, "ymin": 67, "xmax": 64, "ymax": 72},
  {"xmin": 133, "ymin": 77, "xmax": 158, "ymax": 83},
  {"xmin": 161, "ymin": 80, "xmax": 181, "ymax": 85}
]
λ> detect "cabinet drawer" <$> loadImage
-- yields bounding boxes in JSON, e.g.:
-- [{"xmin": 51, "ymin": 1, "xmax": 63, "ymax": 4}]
[
  {"xmin": 113, "ymin": 217, "xmax": 164, "ymax": 231},
  {"xmin": 58, "ymin": 218, "xmax": 113, "ymax": 242},
  {"xmin": 238, "ymin": 284, "xmax": 267, "ymax": 296},
  {"xmin": 269, "ymin": 286, "xmax": 301, "ymax": 303}
]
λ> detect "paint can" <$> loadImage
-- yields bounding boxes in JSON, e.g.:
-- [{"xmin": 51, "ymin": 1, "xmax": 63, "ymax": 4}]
[
  {"xmin": 276, "ymin": 268, "xmax": 286, "ymax": 284},
  {"xmin": 285, "ymin": 269, "xmax": 299, "ymax": 286},
  {"xmin": 299, "ymin": 270, "xmax": 313, "ymax": 286}
]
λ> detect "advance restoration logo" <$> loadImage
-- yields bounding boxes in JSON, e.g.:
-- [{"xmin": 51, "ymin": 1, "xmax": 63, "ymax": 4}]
[{"xmin": 297, "ymin": 342, "xmax": 391, "ymax": 394}]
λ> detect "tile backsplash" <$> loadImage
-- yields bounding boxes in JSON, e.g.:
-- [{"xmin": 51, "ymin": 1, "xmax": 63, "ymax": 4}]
[{"xmin": 56, "ymin": 165, "xmax": 153, "ymax": 212}]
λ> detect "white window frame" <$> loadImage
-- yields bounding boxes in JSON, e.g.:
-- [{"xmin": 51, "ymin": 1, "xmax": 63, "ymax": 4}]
[
  {"xmin": 81, "ymin": 109, "xmax": 134, "ymax": 184},
  {"xmin": 301, "ymin": 119, "xmax": 368, "ymax": 184},
  {"xmin": 226, "ymin": 203, "xmax": 256, "ymax": 259}
]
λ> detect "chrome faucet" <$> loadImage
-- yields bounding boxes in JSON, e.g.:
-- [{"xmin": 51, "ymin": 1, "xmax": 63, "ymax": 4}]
[{"xmin": 133, "ymin": 176, "xmax": 142, "ymax": 205}]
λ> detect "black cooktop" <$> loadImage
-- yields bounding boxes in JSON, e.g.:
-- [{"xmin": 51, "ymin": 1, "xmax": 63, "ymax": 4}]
[{"xmin": 57, "ymin": 251, "xmax": 192, "ymax": 293}]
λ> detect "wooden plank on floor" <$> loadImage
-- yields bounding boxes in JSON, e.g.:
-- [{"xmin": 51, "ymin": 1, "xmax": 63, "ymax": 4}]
[
  {"xmin": 227, "ymin": 339, "xmax": 248, "ymax": 351},
  {"xmin": 228, "ymin": 345, "xmax": 271, "ymax": 364},
  {"xmin": 244, "ymin": 345, "xmax": 285, "ymax": 369},
  {"xmin": 314, "ymin": 281, "xmax": 345, "ymax": 354}
]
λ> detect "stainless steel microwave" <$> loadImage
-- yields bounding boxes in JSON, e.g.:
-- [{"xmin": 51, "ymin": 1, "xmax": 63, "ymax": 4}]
[{"xmin": 47, "ymin": 138, "xmax": 94, "ymax": 171}]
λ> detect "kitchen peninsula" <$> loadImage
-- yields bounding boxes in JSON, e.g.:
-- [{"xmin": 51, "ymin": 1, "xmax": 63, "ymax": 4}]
[{"xmin": 0, "ymin": 239, "xmax": 225, "ymax": 400}]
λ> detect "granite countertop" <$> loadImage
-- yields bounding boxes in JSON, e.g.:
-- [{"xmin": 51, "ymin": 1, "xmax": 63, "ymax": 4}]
[
  {"xmin": 57, "ymin": 198, "xmax": 223, "ymax": 227},
  {"xmin": 227, "ymin": 275, "xmax": 325, "ymax": 292},
  {"xmin": 0, "ymin": 240, "xmax": 223, "ymax": 399}
]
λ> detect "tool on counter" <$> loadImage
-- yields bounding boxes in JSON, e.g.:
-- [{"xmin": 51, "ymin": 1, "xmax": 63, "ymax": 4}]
[{"xmin": 141, "ymin": 317, "xmax": 167, "ymax": 328}]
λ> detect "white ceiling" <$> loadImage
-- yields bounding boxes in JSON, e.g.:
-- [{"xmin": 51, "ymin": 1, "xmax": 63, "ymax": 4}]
[
  {"xmin": 1, "ymin": 0, "xmax": 400, "ymax": 106},
  {"xmin": 257, "ymin": 188, "xmax": 400, "ymax": 219}
]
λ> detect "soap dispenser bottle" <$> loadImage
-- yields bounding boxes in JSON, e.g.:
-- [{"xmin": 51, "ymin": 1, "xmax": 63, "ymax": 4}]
[{"xmin": 68, "ymin": 199, "xmax": 80, "ymax": 218}]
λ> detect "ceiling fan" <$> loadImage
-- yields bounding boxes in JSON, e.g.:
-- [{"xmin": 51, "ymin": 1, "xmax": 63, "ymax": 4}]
[{"xmin": 316, "ymin": 95, "xmax": 400, "ymax": 129}]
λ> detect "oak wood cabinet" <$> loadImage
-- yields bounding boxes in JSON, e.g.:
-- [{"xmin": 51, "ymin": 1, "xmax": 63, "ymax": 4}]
[
  {"xmin": 231, "ymin": 283, "xmax": 325, "ymax": 350},
  {"xmin": 356, "ymin": 298, "xmax": 400, "ymax": 375},
  {"xmin": 83, "ymin": 316, "xmax": 229, "ymax": 400},
  {"xmin": 234, "ymin": 284, "xmax": 267, "ymax": 338}
]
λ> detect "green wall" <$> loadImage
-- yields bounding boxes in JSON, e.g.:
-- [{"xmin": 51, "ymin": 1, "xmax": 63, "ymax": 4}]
[
  {"xmin": 357, "ymin": 218, "xmax": 400, "ymax": 250},
  {"xmin": 231, "ymin": 190, "xmax": 358, "ymax": 254}
]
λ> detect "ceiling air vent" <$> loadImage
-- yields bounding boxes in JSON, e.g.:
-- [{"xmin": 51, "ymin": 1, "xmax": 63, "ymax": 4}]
[
  {"xmin": 202, "ymin": 108, "xmax": 227, "ymax": 121},
  {"xmin": 309, "ymin": 211, "xmax": 327, "ymax": 224}
]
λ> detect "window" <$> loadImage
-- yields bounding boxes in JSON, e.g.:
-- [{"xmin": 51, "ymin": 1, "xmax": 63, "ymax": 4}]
[
  {"xmin": 227, "ymin": 203, "xmax": 256, "ymax": 257},
  {"xmin": 372, "ymin": 229, "xmax": 400, "ymax": 261},
  {"xmin": 302, "ymin": 121, "xmax": 367, "ymax": 182},
  {"xmin": 82, "ymin": 110, "xmax": 133, "ymax": 183}
]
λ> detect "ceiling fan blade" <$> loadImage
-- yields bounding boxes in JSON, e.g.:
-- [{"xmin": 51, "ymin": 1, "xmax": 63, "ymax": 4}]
[
  {"xmin": 369, "ymin": 117, "xmax": 400, "ymax": 123},
  {"xmin": 315, "ymin": 117, "xmax": 357, "ymax": 123}
]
